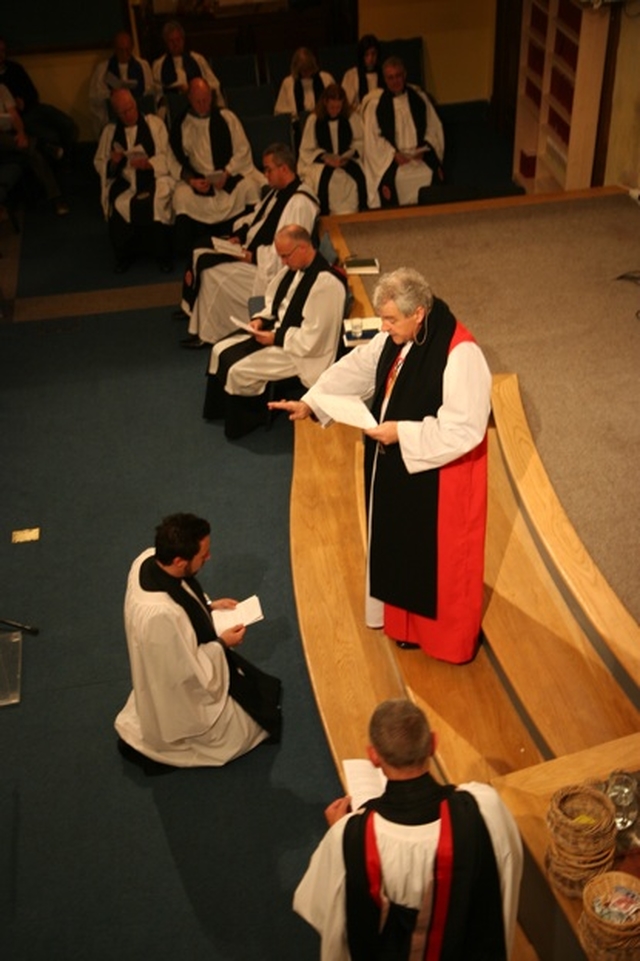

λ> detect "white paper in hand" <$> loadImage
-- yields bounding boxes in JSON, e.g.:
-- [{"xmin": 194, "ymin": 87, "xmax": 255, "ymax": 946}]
[
  {"xmin": 313, "ymin": 393, "xmax": 377, "ymax": 430},
  {"xmin": 342, "ymin": 758, "xmax": 387, "ymax": 811},
  {"xmin": 230, "ymin": 315, "xmax": 256, "ymax": 334},
  {"xmin": 211, "ymin": 595, "xmax": 263, "ymax": 634}
]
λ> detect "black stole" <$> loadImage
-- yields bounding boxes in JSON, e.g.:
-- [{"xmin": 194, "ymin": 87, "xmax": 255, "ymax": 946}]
[
  {"xmin": 343, "ymin": 778, "xmax": 506, "ymax": 961},
  {"xmin": 108, "ymin": 113, "xmax": 156, "ymax": 219},
  {"xmin": 315, "ymin": 116, "xmax": 352, "ymax": 156},
  {"xmin": 365, "ymin": 298, "xmax": 457, "ymax": 618},
  {"xmin": 106, "ymin": 55, "xmax": 145, "ymax": 97},
  {"xmin": 242, "ymin": 179, "xmax": 312, "ymax": 253},
  {"xmin": 293, "ymin": 72, "xmax": 325, "ymax": 114},
  {"xmin": 375, "ymin": 87, "xmax": 442, "ymax": 206},
  {"xmin": 215, "ymin": 253, "xmax": 343, "ymax": 385},
  {"xmin": 376, "ymin": 86, "xmax": 428, "ymax": 149},
  {"xmin": 139, "ymin": 555, "xmax": 216, "ymax": 644},
  {"xmin": 182, "ymin": 179, "xmax": 315, "ymax": 310},
  {"xmin": 170, "ymin": 108, "xmax": 239, "ymax": 193},
  {"xmin": 315, "ymin": 117, "xmax": 367, "ymax": 213},
  {"xmin": 139, "ymin": 555, "xmax": 282, "ymax": 738},
  {"xmin": 160, "ymin": 51, "xmax": 203, "ymax": 92},
  {"xmin": 358, "ymin": 65, "xmax": 383, "ymax": 103}
]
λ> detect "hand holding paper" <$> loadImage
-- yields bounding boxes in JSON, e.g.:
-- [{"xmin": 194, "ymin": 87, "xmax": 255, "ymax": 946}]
[
  {"xmin": 312, "ymin": 392, "xmax": 377, "ymax": 430},
  {"xmin": 211, "ymin": 594, "xmax": 263, "ymax": 634}
]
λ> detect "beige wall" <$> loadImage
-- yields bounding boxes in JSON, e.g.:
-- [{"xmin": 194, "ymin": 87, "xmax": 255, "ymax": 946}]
[
  {"xmin": 19, "ymin": 49, "xmax": 106, "ymax": 141},
  {"xmin": 359, "ymin": 0, "xmax": 497, "ymax": 103},
  {"xmin": 605, "ymin": 11, "xmax": 640, "ymax": 188}
]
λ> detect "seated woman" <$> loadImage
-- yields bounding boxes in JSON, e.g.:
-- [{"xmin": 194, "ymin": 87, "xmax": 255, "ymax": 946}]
[
  {"xmin": 341, "ymin": 34, "xmax": 384, "ymax": 113},
  {"xmin": 274, "ymin": 47, "xmax": 334, "ymax": 147},
  {"xmin": 297, "ymin": 83, "xmax": 367, "ymax": 215}
]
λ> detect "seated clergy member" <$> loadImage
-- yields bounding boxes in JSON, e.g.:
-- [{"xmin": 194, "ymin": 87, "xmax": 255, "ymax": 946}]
[
  {"xmin": 152, "ymin": 20, "xmax": 223, "ymax": 107},
  {"xmin": 297, "ymin": 82, "xmax": 367, "ymax": 215},
  {"xmin": 94, "ymin": 88, "xmax": 181, "ymax": 273},
  {"xmin": 363, "ymin": 56, "xmax": 444, "ymax": 209},
  {"xmin": 181, "ymin": 143, "xmax": 319, "ymax": 348},
  {"xmin": 294, "ymin": 699, "xmax": 523, "ymax": 960},
  {"xmin": 170, "ymin": 77, "xmax": 265, "ymax": 253},
  {"xmin": 274, "ymin": 47, "xmax": 334, "ymax": 122},
  {"xmin": 341, "ymin": 34, "xmax": 384, "ymax": 114},
  {"xmin": 115, "ymin": 512, "xmax": 281, "ymax": 768},
  {"xmin": 203, "ymin": 224, "xmax": 346, "ymax": 439},
  {"xmin": 89, "ymin": 31, "xmax": 154, "ymax": 137}
]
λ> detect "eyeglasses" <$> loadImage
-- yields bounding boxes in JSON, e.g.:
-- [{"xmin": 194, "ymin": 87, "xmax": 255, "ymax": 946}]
[{"xmin": 278, "ymin": 244, "xmax": 300, "ymax": 260}]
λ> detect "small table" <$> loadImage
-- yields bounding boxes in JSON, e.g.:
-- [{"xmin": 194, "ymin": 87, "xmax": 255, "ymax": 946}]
[{"xmin": 492, "ymin": 733, "xmax": 640, "ymax": 961}]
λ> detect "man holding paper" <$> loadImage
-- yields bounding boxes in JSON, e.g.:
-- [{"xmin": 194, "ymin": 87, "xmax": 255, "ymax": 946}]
[
  {"xmin": 294, "ymin": 699, "xmax": 522, "ymax": 960},
  {"xmin": 180, "ymin": 143, "xmax": 319, "ymax": 348},
  {"xmin": 88, "ymin": 31, "xmax": 155, "ymax": 137},
  {"xmin": 203, "ymin": 224, "xmax": 347, "ymax": 438},
  {"xmin": 170, "ymin": 78, "xmax": 265, "ymax": 254},
  {"xmin": 115, "ymin": 513, "xmax": 281, "ymax": 768},
  {"xmin": 94, "ymin": 88, "xmax": 181, "ymax": 273},
  {"xmin": 269, "ymin": 267, "xmax": 491, "ymax": 663},
  {"xmin": 362, "ymin": 57, "xmax": 444, "ymax": 209}
]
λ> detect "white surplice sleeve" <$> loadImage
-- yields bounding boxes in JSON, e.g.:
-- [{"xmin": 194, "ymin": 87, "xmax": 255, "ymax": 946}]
[
  {"xmin": 293, "ymin": 817, "xmax": 351, "ymax": 961},
  {"xmin": 397, "ymin": 340, "xmax": 491, "ymax": 474},
  {"xmin": 303, "ymin": 331, "xmax": 387, "ymax": 425}
]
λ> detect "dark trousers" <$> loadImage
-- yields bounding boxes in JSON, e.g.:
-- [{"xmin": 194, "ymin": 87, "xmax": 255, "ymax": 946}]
[{"xmin": 108, "ymin": 210, "xmax": 172, "ymax": 265}]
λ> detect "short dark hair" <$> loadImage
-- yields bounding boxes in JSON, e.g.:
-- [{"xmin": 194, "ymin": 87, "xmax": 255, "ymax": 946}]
[
  {"xmin": 263, "ymin": 142, "xmax": 296, "ymax": 172},
  {"xmin": 369, "ymin": 699, "xmax": 432, "ymax": 768},
  {"xmin": 154, "ymin": 513, "xmax": 210, "ymax": 564}
]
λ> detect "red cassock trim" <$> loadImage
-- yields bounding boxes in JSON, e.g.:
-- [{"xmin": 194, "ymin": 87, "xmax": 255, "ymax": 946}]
[
  {"xmin": 384, "ymin": 323, "xmax": 488, "ymax": 663},
  {"xmin": 365, "ymin": 811, "xmax": 383, "ymax": 908},
  {"xmin": 425, "ymin": 800, "xmax": 454, "ymax": 960}
]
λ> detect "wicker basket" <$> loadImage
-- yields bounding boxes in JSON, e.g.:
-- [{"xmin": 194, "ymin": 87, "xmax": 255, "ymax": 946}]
[
  {"xmin": 545, "ymin": 784, "xmax": 618, "ymax": 898},
  {"xmin": 578, "ymin": 871, "xmax": 640, "ymax": 960}
]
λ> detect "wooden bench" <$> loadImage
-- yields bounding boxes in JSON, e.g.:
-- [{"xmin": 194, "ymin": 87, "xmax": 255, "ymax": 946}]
[{"xmin": 287, "ymin": 221, "xmax": 639, "ymax": 960}]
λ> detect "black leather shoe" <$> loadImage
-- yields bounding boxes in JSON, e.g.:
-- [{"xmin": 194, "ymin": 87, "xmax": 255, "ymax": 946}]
[{"xmin": 395, "ymin": 641, "xmax": 420, "ymax": 650}]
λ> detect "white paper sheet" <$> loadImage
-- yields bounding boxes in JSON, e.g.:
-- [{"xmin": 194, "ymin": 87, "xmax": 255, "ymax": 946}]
[
  {"xmin": 342, "ymin": 758, "xmax": 387, "ymax": 811},
  {"xmin": 313, "ymin": 392, "xmax": 377, "ymax": 430},
  {"xmin": 211, "ymin": 594, "xmax": 264, "ymax": 634}
]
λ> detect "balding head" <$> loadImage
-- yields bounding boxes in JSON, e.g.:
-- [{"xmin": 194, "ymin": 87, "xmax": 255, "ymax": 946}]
[
  {"xmin": 188, "ymin": 77, "xmax": 213, "ymax": 116},
  {"xmin": 275, "ymin": 225, "xmax": 315, "ymax": 271},
  {"xmin": 111, "ymin": 88, "xmax": 138, "ymax": 126}
]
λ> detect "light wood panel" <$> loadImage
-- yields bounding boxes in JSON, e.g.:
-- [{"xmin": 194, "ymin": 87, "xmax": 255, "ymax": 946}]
[
  {"xmin": 485, "ymin": 419, "xmax": 640, "ymax": 755},
  {"xmin": 491, "ymin": 372, "xmax": 640, "ymax": 692},
  {"xmin": 290, "ymin": 418, "xmax": 406, "ymax": 780}
]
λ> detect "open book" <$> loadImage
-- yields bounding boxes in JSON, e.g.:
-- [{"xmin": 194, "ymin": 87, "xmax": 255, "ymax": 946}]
[
  {"xmin": 343, "ymin": 758, "xmax": 387, "ymax": 811},
  {"xmin": 211, "ymin": 594, "xmax": 263, "ymax": 634}
]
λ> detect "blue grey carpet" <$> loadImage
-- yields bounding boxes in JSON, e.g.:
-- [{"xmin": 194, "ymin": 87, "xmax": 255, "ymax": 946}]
[
  {"xmin": 16, "ymin": 148, "xmax": 183, "ymax": 298},
  {"xmin": 0, "ymin": 307, "xmax": 340, "ymax": 960}
]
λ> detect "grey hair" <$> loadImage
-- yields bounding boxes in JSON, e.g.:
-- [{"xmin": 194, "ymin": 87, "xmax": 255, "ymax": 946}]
[
  {"xmin": 263, "ymin": 142, "xmax": 296, "ymax": 172},
  {"xmin": 372, "ymin": 267, "xmax": 433, "ymax": 317},
  {"xmin": 369, "ymin": 699, "xmax": 433, "ymax": 768}
]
